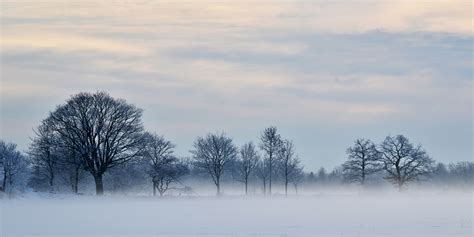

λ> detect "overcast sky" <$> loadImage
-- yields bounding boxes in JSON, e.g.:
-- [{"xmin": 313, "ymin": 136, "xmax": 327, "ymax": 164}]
[{"xmin": 1, "ymin": 0, "xmax": 472, "ymax": 171}]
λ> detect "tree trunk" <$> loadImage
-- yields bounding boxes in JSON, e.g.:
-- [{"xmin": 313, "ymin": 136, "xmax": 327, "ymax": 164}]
[
  {"xmin": 398, "ymin": 181, "xmax": 403, "ymax": 192},
  {"xmin": 74, "ymin": 171, "xmax": 79, "ymax": 194},
  {"xmin": 285, "ymin": 180, "xmax": 288, "ymax": 196},
  {"xmin": 1, "ymin": 172, "xmax": 6, "ymax": 192},
  {"xmin": 152, "ymin": 182, "xmax": 156, "ymax": 196},
  {"xmin": 245, "ymin": 179, "xmax": 248, "ymax": 195},
  {"xmin": 269, "ymin": 156, "xmax": 272, "ymax": 195},
  {"xmin": 94, "ymin": 174, "xmax": 104, "ymax": 195},
  {"xmin": 262, "ymin": 180, "xmax": 266, "ymax": 196},
  {"xmin": 49, "ymin": 175, "xmax": 54, "ymax": 187},
  {"xmin": 216, "ymin": 182, "xmax": 221, "ymax": 196}
]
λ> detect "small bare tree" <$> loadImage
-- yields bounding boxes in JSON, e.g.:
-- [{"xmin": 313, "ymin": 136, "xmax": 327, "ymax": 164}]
[
  {"xmin": 238, "ymin": 142, "xmax": 259, "ymax": 195},
  {"xmin": 0, "ymin": 141, "xmax": 28, "ymax": 196},
  {"xmin": 191, "ymin": 133, "xmax": 237, "ymax": 195},
  {"xmin": 256, "ymin": 158, "xmax": 270, "ymax": 195},
  {"xmin": 58, "ymin": 148, "xmax": 85, "ymax": 194},
  {"xmin": 153, "ymin": 161, "xmax": 188, "ymax": 197},
  {"xmin": 29, "ymin": 123, "xmax": 60, "ymax": 190},
  {"xmin": 342, "ymin": 139, "xmax": 382, "ymax": 186},
  {"xmin": 143, "ymin": 133, "xmax": 187, "ymax": 196},
  {"xmin": 259, "ymin": 126, "xmax": 282, "ymax": 195},
  {"xmin": 380, "ymin": 135, "xmax": 434, "ymax": 190},
  {"xmin": 44, "ymin": 92, "xmax": 145, "ymax": 195},
  {"xmin": 290, "ymin": 163, "xmax": 304, "ymax": 195},
  {"xmin": 278, "ymin": 139, "xmax": 299, "ymax": 196}
]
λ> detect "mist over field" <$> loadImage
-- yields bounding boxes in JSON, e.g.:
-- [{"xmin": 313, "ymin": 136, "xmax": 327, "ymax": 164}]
[{"xmin": 2, "ymin": 190, "xmax": 472, "ymax": 237}]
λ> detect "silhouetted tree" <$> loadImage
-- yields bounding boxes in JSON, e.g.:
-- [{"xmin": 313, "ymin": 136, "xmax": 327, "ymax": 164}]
[
  {"xmin": 342, "ymin": 139, "xmax": 382, "ymax": 186},
  {"xmin": 143, "ymin": 133, "xmax": 188, "ymax": 196},
  {"xmin": 28, "ymin": 123, "xmax": 60, "ymax": 191},
  {"xmin": 0, "ymin": 141, "xmax": 28, "ymax": 196},
  {"xmin": 238, "ymin": 142, "xmax": 259, "ymax": 195},
  {"xmin": 259, "ymin": 126, "xmax": 282, "ymax": 195},
  {"xmin": 278, "ymin": 139, "xmax": 299, "ymax": 196},
  {"xmin": 380, "ymin": 135, "xmax": 434, "ymax": 190},
  {"xmin": 191, "ymin": 133, "xmax": 237, "ymax": 195},
  {"xmin": 290, "ymin": 163, "xmax": 304, "ymax": 195},
  {"xmin": 58, "ymin": 148, "xmax": 85, "ymax": 194},
  {"xmin": 42, "ymin": 92, "xmax": 145, "ymax": 195},
  {"xmin": 256, "ymin": 158, "xmax": 270, "ymax": 195}
]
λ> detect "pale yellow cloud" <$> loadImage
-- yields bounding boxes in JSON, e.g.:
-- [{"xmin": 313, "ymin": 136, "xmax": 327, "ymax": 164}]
[
  {"xmin": 1, "ymin": 32, "xmax": 148, "ymax": 55},
  {"xmin": 1, "ymin": 0, "xmax": 470, "ymax": 34}
]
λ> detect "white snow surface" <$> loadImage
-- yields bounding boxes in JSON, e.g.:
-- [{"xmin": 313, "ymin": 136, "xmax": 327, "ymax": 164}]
[{"xmin": 1, "ymin": 192, "xmax": 472, "ymax": 237}]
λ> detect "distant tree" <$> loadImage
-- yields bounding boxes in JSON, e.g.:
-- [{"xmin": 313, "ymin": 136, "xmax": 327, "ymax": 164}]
[
  {"xmin": 238, "ymin": 142, "xmax": 259, "ymax": 195},
  {"xmin": 290, "ymin": 164, "xmax": 304, "ymax": 195},
  {"xmin": 259, "ymin": 126, "xmax": 282, "ymax": 195},
  {"xmin": 327, "ymin": 166, "xmax": 344, "ymax": 185},
  {"xmin": 0, "ymin": 141, "xmax": 28, "ymax": 196},
  {"xmin": 317, "ymin": 167, "xmax": 327, "ymax": 184},
  {"xmin": 380, "ymin": 135, "xmax": 435, "ymax": 190},
  {"xmin": 278, "ymin": 139, "xmax": 299, "ymax": 196},
  {"xmin": 143, "ymin": 133, "xmax": 188, "ymax": 196},
  {"xmin": 256, "ymin": 158, "xmax": 270, "ymax": 195},
  {"xmin": 191, "ymin": 133, "xmax": 237, "ymax": 195},
  {"xmin": 42, "ymin": 92, "xmax": 145, "ymax": 195},
  {"xmin": 448, "ymin": 161, "xmax": 474, "ymax": 185},
  {"xmin": 28, "ymin": 123, "xmax": 60, "ymax": 191},
  {"xmin": 431, "ymin": 162, "xmax": 449, "ymax": 186},
  {"xmin": 342, "ymin": 139, "xmax": 382, "ymax": 186}
]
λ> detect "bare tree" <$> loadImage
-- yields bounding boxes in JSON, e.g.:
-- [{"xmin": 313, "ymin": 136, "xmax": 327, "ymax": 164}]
[
  {"xmin": 380, "ymin": 135, "xmax": 435, "ymax": 191},
  {"xmin": 143, "ymin": 133, "xmax": 188, "ymax": 196},
  {"xmin": 256, "ymin": 158, "xmax": 270, "ymax": 195},
  {"xmin": 153, "ymin": 160, "xmax": 188, "ymax": 197},
  {"xmin": 290, "ymin": 163, "xmax": 304, "ymax": 195},
  {"xmin": 342, "ymin": 139, "xmax": 382, "ymax": 186},
  {"xmin": 0, "ymin": 141, "xmax": 28, "ymax": 196},
  {"xmin": 28, "ymin": 123, "xmax": 60, "ymax": 190},
  {"xmin": 448, "ymin": 162, "xmax": 474, "ymax": 185},
  {"xmin": 238, "ymin": 142, "xmax": 259, "ymax": 195},
  {"xmin": 191, "ymin": 133, "xmax": 237, "ymax": 195},
  {"xmin": 259, "ymin": 126, "xmax": 282, "ymax": 195},
  {"xmin": 278, "ymin": 139, "xmax": 299, "ymax": 196},
  {"xmin": 58, "ymin": 148, "xmax": 85, "ymax": 194},
  {"xmin": 43, "ymin": 92, "xmax": 145, "ymax": 195}
]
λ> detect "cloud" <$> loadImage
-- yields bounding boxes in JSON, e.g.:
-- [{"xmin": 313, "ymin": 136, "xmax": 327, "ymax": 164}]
[
  {"xmin": 1, "ymin": 32, "xmax": 149, "ymax": 56},
  {"xmin": 1, "ymin": 0, "xmax": 471, "ymax": 169}
]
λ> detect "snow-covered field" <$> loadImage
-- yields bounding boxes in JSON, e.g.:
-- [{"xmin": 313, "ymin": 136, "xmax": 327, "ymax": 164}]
[{"xmin": 1, "ymin": 192, "xmax": 472, "ymax": 237}]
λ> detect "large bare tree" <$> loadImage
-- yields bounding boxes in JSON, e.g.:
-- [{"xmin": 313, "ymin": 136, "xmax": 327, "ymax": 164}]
[
  {"xmin": 43, "ymin": 92, "xmax": 145, "ymax": 195},
  {"xmin": 342, "ymin": 138, "xmax": 382, "ymax": 186},
  {"xmin": 380, "ymin": 135, "xmax": 434, "ymax": 190},
  {"xmin": 191, "ymin": 133, "xmax": 237, "ymax": 195},
  {"xmin": 259, "ymin": 126, "xmax": 282, "ymax": 195},
  {"xmin": 238, "ymin": 142, "xmax": 259, "ymax": 195}
]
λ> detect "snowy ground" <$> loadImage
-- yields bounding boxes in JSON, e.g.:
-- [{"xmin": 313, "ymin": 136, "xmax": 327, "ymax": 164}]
[{"xmin": 1, "ymin": 192, "xmax": 472, "ymax": 237}]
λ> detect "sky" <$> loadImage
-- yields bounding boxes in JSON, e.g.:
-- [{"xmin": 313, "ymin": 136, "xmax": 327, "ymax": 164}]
[{"xmin": 0, "ymin": 0, "xmax": 472, "ymax": 171}]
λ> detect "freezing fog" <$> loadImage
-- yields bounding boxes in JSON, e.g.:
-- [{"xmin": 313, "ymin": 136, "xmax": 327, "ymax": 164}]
[{"xmin": 1, "ymin": 189, "xmax": 472, "ymax": 237}]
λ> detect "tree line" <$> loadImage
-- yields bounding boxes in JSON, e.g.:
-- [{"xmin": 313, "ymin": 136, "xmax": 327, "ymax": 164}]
[{"xmin": 0, "ymin": 92, "xmax": 472, "ymax": 197}]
